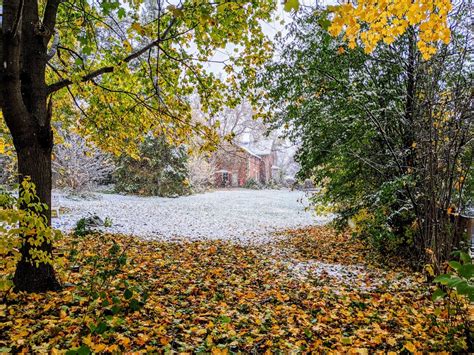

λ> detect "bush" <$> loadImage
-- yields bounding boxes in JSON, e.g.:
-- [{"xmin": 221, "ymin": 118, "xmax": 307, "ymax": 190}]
[
  {"xmin": 186, "ymin": 154, "xmax": 216, "ymax": 193},
  {"xmin": 114, "ymin": 136, "xmax": 190, "ymax": 197},
  {"xmin": 0, "ymin": 179, "xmax": 61, "ymax": 291},
  {"xmin": 243, "ymin": 178, "xmax": 262, "ymax": 189},
  {"xmin": 52, "ymin": 131, "xmax": 114, "ymax": 193},
  {"xmin": 432, "ymin": 251, "xmax": 474, "ymax": 351}
]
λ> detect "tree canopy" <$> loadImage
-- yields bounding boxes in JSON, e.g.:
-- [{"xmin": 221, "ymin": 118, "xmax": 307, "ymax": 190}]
[
  {"xmin": 261, "ymin": 3, "xmax": 472, "ymax": 265},
  {"xmin": 0, "ymin": 0, "xmax": 276, "ymax": 157}
]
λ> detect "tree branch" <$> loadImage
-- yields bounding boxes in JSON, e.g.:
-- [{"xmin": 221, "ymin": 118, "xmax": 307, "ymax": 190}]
[
  {"xmin": 43, "ymin": 0, "xmax": 62, "ymax": 44},
  {"xmin": 46, "ymin": 31, "xmax": 59, "ymax": 61},
  {"xmin": 1, "ymin": 0, "xmax": 31, "ymax": 142},
  {"xmin": 47, "ymin": 16, "xmax": 178, "ymax": 94}
]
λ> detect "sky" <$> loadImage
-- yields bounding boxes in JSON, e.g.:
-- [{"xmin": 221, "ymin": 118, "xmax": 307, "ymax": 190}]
[{"xmin": 205, "ymin": 0, "xmax": 340, "ymax": 75}]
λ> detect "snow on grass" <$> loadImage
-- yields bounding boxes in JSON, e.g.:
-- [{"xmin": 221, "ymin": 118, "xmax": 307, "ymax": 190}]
[{"xmin": 53, "ymin": 189, "xmax": 332, "ymax": 244}]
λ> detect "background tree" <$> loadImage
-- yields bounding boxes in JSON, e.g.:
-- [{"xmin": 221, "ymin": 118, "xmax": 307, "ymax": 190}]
[
  {"xmin": 262, "ymin": 4, "xmax": 472, "ymax": 266},
  {"xmin": 114, "ymin": 135, "xmax": 190, "ymax": 197},
  {"xmin": 52, "ymin": 130, "xmax": 114, "ymax": 193}
]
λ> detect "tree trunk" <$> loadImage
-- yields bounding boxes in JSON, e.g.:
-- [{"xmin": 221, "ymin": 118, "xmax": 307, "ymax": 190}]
[
  {"xmin": 1, "ymin": 0, "xmax": 63, "ymax": 292},
  {"xmin": 11, "ymin": 132, "xmax": 61, "ymax": 292}
]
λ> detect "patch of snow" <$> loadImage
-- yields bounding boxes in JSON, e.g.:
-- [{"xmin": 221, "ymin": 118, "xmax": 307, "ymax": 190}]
[
  {"xmin": 52, "ymin": 189, "xmax": 332, "ymax": 244},
  {"xmin": 288, "ymin": 259, "xmax": 417, "ymax": 291}
]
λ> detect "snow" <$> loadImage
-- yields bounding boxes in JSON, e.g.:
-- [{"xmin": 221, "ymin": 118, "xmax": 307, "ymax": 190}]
[
  {"xmin": 53, "ymin": 189, "xmax": 332, "ymax": 244},
  {"xmin": 287, "ymin": 260, "xmax": 417, "ymax": 291}
]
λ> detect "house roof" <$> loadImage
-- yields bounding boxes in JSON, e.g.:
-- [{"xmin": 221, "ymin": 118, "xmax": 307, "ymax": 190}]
[
  {"xmin": 238, "ymin": 139, "xmax": 274, "ymax": 157},
  {"xmin": 237, "ymin": 144, "xmax": 262, "ymax": 160}
]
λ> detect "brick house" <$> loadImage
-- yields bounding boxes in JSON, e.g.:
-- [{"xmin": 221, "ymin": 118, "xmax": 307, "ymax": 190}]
[{"xmin": 214, "ymin": 140, "xmax": 280, "ymax": 187}]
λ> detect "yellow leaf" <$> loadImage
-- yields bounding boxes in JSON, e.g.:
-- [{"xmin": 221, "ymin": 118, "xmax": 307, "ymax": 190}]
[
  {"xmin": 119, "ymin": 336, "xmax": 131, "ymax": 347},
  {"xmin": 160, "ymin": 337, "xmax": 170, "ymax": 345},
  {"xmin": 387, "ymin": 337, "xmax": 397, "ymax": 346},
  {"xmin": 404, "ymin": 342, "xmax": 416, "ymax": 353},
  {"xmin": 92, "ymin": 343, "xmax": 107, "ymax": 352},
  {"xmin": 59, "ymin": 309, "xmax": 67, "ymax": 319}
]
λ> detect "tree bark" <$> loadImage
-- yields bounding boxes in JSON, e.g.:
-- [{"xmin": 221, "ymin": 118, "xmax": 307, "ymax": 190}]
[
  {"xmin": 11, "ymin": 130, "xmax": 61, "ymax": 292},
  {"xmin": 1, "ymin": 0, "xmax": 62, "ymax": 292}
]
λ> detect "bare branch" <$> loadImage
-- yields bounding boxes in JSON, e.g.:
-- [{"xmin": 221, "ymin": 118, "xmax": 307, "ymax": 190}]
[
  {"xmin": 46, "ymin": 31, "xmax": 59, "ymax": 61},
  {"xmin": 47, "ymin": 16, "xmax": 178, "ymax": 94}
]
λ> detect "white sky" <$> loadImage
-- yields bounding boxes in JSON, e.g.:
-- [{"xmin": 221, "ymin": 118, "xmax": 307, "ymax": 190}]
[{"xmin": 205, "ymin": 0, "xmax": 339, "ymax": 75}]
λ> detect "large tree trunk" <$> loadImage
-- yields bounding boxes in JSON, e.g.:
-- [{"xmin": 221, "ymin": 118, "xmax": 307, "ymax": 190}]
[
  {"xmin": 1, "ymin": 0, "xmax": 62, "ymax": 292},
  {"xmin": 11, "ymin": 129, "xmax": 61, "ymax": 292}
]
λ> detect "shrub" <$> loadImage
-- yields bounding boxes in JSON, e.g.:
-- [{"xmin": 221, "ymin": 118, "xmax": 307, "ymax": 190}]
[
  {"xmin": 0, "ymin": 179, "xmax": 61, "ymax": 291},
  {"xmin": 114, "ymin": 136, "xmax": 190, "ymax": 197},
  {"xmin": 52, "ymin": 132, "xmax": 114, "ymax": 193},
  {"xmin": 432, "ymin": 251, "xmax": 474, "ymax": 351},
  {"xmin": 243, "ymin": 178, "xmax": 262, "ymax": 189},
  {"xmin": 186, "ymin": 154, "xmax": 216, "ymax": 192}
]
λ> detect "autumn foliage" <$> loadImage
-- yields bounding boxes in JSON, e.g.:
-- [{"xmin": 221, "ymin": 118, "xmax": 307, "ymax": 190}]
[
  {"xmin": 1, "ymin": 227, "xmax": 471, "ymax": 352},
  {"xmin": 328, "ymin": 0, "xmax": 452, "ymax": 59}
]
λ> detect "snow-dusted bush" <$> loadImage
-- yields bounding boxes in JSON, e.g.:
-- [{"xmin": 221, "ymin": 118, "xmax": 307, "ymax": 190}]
[
  {"xmin": 186, "ymin": 154, "xmax": 215, "ymax": 192},
  {"xmin": 52, "ymin": 132, "xmax": 114, "ymax": 193}
]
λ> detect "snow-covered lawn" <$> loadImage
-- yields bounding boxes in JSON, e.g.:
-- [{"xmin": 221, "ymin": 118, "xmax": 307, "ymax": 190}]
[{"xmin": 53, "ymin": 189, "xmax": 331, "ymax": 244}]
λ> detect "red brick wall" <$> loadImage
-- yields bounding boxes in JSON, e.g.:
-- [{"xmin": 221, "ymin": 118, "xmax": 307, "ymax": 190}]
[
  {"xmin": 214, "ymin": 143, "xmax": 262, "ymax": 187},
  {"xmin": 247, "ymin": 155, "xmax": 260, "ymax": 183},
  {"xmin": 259, "ymin": 152, "xmax": 275, "ymax": 184},
  {"xmin": 213, "ymin": 143, "xmax": 280, "ymax": 187}
]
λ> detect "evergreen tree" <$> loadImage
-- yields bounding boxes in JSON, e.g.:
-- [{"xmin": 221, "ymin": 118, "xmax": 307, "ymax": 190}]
[{"xmin": 114, "ymin": 136, "xmax": 190, "ymax": 197}]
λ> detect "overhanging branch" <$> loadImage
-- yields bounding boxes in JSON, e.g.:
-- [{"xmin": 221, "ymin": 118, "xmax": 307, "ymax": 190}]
[{"xmin": 47, "ymin": 17, "xmax": 178, "ymax": 94}]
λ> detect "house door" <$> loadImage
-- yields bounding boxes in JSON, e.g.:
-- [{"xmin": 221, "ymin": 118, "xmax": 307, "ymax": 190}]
[{"xmin": 222, "ymin": 172, "xmax": 229, "ymax": 187}]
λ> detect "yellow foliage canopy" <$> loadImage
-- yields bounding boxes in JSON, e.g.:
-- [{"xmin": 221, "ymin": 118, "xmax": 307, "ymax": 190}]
[{"xmin": 328, "ymin": 0, "xmax": 452, "ymax": 59}]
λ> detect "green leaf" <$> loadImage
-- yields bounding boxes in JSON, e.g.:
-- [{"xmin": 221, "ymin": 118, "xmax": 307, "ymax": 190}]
[
  {"xmin": 129, "ymin": 298, "xmax": 141, "ymax": 311},
  {"xmin": 448, "ymin": 261, "xmax": 462, "ymax": 271},
  {"xmin": 124, "ymin": 288, "xmax": 133, "ymax": 300},
  {"xmin": 284, "ymin": 0, "xmax": 299, "ymax": 12},
  {"xmin": 77, "ymin": 345, "xmax": 91, "ymax": 355},
  {"xmin": 0, "ymin": 280, "xmax": 13, "ymax": 292},
  {"xmin": 433, "ymin": 274, "xmax": 451, "ymax": 284},
  {"xmin": 117, "ymin": 8, "xmax": 126, "ymax": 19},
  {"xmin": 455, "ymin": 281, "xmax": 473, "ymax": 296},
  {"xmin": 67, "ymin": 345, "xmax": 91, "ymax": 355},
  {"xmin": 82, "ymin": 46, "xmax": 92, "ymax": 56},
  {"xmin": 93, "ymin": 321, "xmax": 108, "ymax": 334},
  {"xmin": 459, "ymin": 251, "xmax": 472, "ymax": 264},
  {"xmin": 459, "ymin": 264, "xmax": 474, "ymax": 279},
  {"xmin": 318, "ymin": 13, "xmax": 331, "ymax": 30},
  {"xmin": 446, "ymin": 277, "xmax": 464, "ymax": 288},
  {"xmin": 218, "ymin": 315, "xmax": 231, "ymax": 323},
  {"xmin": 111, "ymin": 305, "xmax": 121, "ymax": 314},
  {"xmin": 432, "ymin": 288, "xmax": 446, "ymax": 301}
]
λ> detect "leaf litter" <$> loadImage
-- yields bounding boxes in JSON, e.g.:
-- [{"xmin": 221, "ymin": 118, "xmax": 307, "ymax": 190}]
[{"xmin": 0, "ymin": 226, "xmax": 470, "ymax": 352}]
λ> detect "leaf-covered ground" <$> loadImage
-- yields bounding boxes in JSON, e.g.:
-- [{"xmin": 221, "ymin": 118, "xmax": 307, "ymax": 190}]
[{"xmin": 1, "ymin": 227, "xmax": 470, "ymax": 352}]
